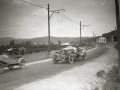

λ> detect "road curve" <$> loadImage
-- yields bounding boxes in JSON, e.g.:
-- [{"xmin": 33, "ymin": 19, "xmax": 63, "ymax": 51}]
[{"xmin": 0, "ymin": 45, "xmax": 108, "ymax": 90}]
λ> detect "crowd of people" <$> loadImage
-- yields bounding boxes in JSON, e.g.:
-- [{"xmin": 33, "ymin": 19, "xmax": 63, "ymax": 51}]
[{"xmin": 0, "ymin": 45, "xmax": 67, "ymax": 55}]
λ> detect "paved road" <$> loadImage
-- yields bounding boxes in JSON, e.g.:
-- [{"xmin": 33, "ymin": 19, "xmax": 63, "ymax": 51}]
[{"xmin": 0, "ymin": 45, "xmax": 108, "ymax": 90}]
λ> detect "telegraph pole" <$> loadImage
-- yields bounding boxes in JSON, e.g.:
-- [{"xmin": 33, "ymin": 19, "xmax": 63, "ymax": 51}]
[
  {"xmin": 95, "ymin": 34, "xmax": 96, "ymax": 46},
  {"xmin": 79, "ymin": 21, "xmax": 91, "ymax": 46},
  {"xmin": 80, "ymin": 21, "xmax": 81, "ymax": 45},
  {"xmin": 93, "ymin": 32, "xmax": 94, "ymax": 46},
  {"xmin": 48, "ymin": 4, "xmax": 50, "ymax": 52},
  {"xmin": 48, "ymin": 3, "xmax": 65, "ymax": 53}
]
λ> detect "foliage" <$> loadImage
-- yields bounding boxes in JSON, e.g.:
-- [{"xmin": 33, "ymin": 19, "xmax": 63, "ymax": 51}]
[
  {"xmin": 102, "ymin": 30, "xmax": 117, "ymax": 42},
  {"xmin": 103, "ymin": 66, "xmax": 120, "ymax": 90},
  {"xmin": 10, "ymin": 40, "xmax": 15, "ymax": 46},
  {"xmin": 58, "ymin": 40, "xmax": 61, "ymax": 45}
]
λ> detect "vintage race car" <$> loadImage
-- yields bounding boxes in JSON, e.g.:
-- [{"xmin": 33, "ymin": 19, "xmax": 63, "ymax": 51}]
[
  {"xmin": 52, "ymin": 46, "xmax": 87, "ymax": 64},
  {"xmin": 0, "ymin": 54, "xmax": 25, "ymax": 74}
]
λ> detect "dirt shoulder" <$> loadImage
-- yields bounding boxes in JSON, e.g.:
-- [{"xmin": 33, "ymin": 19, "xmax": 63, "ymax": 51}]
[{"xmin": 14, "ymin": 44, "xmax": 118, "ymax": 90}]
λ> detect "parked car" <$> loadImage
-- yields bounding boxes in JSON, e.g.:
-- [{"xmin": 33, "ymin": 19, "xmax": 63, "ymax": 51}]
[
  {"xmin": 0, "ymin": 53, "xmax": 25, "ymax": 74},
  {"xmin": 52, "ymin": 46, "xmax": 87, "ymax": 64}
]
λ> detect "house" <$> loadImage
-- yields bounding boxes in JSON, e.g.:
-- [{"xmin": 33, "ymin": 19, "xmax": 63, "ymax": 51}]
[{"xmin": 98, "ymin": 37, "xmax": 106, "ymax": 44}]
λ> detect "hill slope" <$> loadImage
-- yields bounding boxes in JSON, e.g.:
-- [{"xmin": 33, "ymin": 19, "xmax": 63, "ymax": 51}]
[{"xmin": 0, "ymin": 36, "xmax": 91, "ymax": 45}]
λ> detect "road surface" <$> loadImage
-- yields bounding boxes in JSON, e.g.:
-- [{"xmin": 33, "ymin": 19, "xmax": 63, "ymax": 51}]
[{"xmin": 0, "ymin": 45, "xmax": 108, "ymax": 90}]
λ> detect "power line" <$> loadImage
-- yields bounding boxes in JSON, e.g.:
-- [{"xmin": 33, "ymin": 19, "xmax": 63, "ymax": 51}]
[
  {"xmin": 18, "ymin": 1, "xmax": 79, "ymax": 25},
  {"xmin": 49, "ymin": 5, "xmax": 80, "ymax": 25},
  {"xmin": 19, "ymin": 0, "xmax": 47, "ymax": 10},
  {"xmin": 56, "ymin": 13, "xmax": 79, "ymax": 25},
  {"xmin": 18, "ymin": 1, "xmax": 85, "ymax": 30}
]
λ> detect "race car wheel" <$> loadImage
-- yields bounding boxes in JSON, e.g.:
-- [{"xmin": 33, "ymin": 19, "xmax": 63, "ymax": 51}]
[
  {"xmin": 69, "ymin": 53, "xmax": 74, "ymax": 64},
  {"xmin": 83, "ymin": 52, "xmax": 87, "ymax": 60},
  {"xmin": 53, "ymin": 55, "xmax": 58, "ymax": 64},
  {"xmin": 8, "ymin": 65, "xmax": 13, "ymax": 69},
  {"xmin": 0, "ymin": 62, "xmax": 4, "ymax": 74},
  {"xmin": 19, "ymin": 59, "xmax": 25, "ymax": 69}
]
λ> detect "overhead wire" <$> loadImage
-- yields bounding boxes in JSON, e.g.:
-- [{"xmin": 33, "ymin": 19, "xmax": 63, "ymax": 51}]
[
  {"xmin": 56, "ymin": 13, "xmax": 80, "ymax": 25},
  {"xmin": 48, "ymin": 5, "xmax": 80, "ymax": 25},
  {"xmin": 19, "ymin": 0, "xmax": 91, "ymax": 36},
  {"xmin": 50, "ymin": 4, "xmax": 91, "ymax": 36},
  {"xmin": 19, "ymin": 0, "xmax": 80, "ymax": 25},
  {"xmin": 19, "ymin": 0, "xmax": 47, "ymax": 10}
]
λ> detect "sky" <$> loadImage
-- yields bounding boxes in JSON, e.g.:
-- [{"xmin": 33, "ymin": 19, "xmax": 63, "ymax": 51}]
[{"xmin": 0, "ymin": 0, "xmax": 116, "ymax": 38}]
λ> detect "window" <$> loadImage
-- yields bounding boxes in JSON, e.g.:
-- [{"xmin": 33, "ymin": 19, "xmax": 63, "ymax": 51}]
[{"xmin": 104, "ymin": 39, "xmax": 105, "ymax": 41}]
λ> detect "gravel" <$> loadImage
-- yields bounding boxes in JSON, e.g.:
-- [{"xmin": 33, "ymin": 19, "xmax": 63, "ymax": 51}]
[{"xmin": 14, "ymin": 45, "xmax": 117, "ymax": 90}]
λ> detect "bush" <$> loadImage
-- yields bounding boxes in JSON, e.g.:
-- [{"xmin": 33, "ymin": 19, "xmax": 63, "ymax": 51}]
[{"xmin": 103, "ymin": 66, "xmax": 120, "ymax": 90}]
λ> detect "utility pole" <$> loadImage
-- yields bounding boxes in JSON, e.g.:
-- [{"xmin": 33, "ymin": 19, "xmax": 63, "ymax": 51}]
[
  {"xmin": 80, "ymin": 21, "xmax": 81, "ymax": 45},
  {"xmin": 93, "ymin": 32, "xmax": 94, "ymax": 46},
  {"xmin": 48, "ymin": 3, "xmax": 65, "ymax": 53},
  {"xmin": 95, "ymin": 34, "xmax": 96, "ymax": 46},
  {"xmin": 79, "ymin": 21, "xmax": 91, "ymax": 46},
  {"xmin": 48, "ymin": 4, "xmax": 50, "ymax": 52}
]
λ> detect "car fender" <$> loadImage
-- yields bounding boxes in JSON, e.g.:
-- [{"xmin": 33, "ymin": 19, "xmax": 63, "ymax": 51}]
[{"xmin": 52, "ymin": 52, "xmax": 60, "ymax": 56}]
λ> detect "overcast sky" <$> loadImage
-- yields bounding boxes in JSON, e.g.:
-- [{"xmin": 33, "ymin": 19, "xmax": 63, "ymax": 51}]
[{"xmin": 0, "ymin": 0, "xmax": 116, "ymax": 38}]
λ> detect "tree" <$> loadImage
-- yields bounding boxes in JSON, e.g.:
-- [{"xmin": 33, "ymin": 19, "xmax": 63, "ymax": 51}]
[
  {"xmin": 28, "ymin": 41, "xmax": 32, "ymax": 46},
  {"xmin": 10, "ymin": 40, "xmax": 15, "ymax": 47},
  {"xmin": 58, "ymin": 40, "xmax": 61, "ymax": 45}
]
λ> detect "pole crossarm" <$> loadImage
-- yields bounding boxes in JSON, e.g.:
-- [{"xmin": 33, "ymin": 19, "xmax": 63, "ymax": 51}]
[
  {"xmin": 49, "ymin": 9, "xmax": 65, "ymax": 12},
  {"xmin": 47, "ymin": 3, "xmax": 65, "ymax": 52},
  {"xmin": 49, "ymin": 9, "xmax": 65, "ymax": 19},
  {"xmin": 79, "ymin": 21, "xmax": 91, "ymax": 45},
  {"xmin": 81, "ymin": 24, "xmax": 91, "ymax": 30}
]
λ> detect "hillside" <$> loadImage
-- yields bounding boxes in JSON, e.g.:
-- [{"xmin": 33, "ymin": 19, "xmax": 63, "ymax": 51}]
[
  {"xmin": 0, "ymin": 37, "xmax": 14, "ymax": 45},
  {"xmin": 102, "ymin": 30, "xmax": 117, "ymax": 42},
  {"xmin": 0, "ymin": 36, "xmax": 91, "ymax": 45}
]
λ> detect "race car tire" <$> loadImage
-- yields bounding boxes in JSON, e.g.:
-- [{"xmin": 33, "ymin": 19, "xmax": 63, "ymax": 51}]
[
  {"xmin": 68, "ymin": 53, "xmax": 74, "ymax": 64},
  {"xmin": 83, "ymin": 52, "xmax": 87, "ymax": 60},
  {"xmin": 18, "ymin": 58, "xmax": 26, "ymax": 69},
  {"xmin": 53, "ymin": 55, "xmax": 58, "ymax": 64}
]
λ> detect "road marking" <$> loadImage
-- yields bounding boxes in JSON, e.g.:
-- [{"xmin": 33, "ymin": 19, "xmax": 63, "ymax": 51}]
[{"xmin": 26, "ymin": 47, "xmax": 98, "ymax": 66}]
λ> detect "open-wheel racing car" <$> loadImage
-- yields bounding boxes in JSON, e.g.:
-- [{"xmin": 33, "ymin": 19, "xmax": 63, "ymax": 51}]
[
  {"xmin": 52, "ymin": 46, "xmax": 87, "ymax": 64},
  {"xmin": 0, "ymin": 53, "xmax": 26, "ymax": 74}
]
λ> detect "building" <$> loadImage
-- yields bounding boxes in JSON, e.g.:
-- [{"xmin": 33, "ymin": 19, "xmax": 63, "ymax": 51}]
[{"xmin": 98, "ymin": 37, "xmax": 106, "ymax": 44}]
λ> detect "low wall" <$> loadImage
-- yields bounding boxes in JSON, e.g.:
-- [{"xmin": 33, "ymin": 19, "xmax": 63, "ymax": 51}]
[{"xmin": 22, "ymin": 51, "xmax": 50, "ymax": 63}]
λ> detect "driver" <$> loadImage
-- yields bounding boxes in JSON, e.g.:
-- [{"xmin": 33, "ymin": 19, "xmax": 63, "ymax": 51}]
[{"xmin": 75, "ymin": 44, "xmax": 80, "ymax": 54}]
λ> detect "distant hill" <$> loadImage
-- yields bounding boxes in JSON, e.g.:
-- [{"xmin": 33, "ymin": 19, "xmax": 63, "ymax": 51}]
[
  {"xmin": 0, "ymin": 37, "xmax": 14, "ymax": 45},
  {"xmin": 0, "ymin": 36, "xmax": 91, "ymax": 46},
  {"xmin": 0, "ymin": 29, "xmax": 117, "ymax": 46}
]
